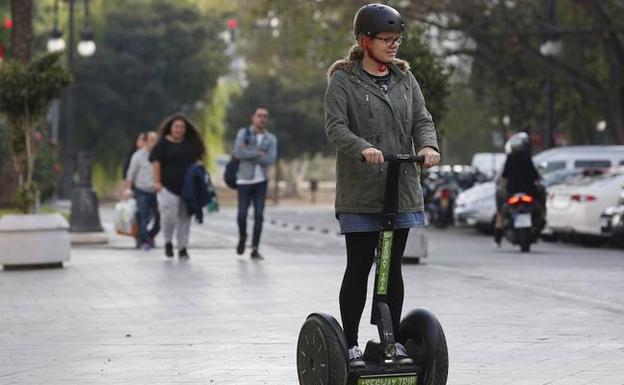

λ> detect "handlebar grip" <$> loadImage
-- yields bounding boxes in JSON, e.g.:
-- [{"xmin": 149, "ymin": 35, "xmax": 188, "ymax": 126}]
[{"xmin": 360, "ymin": 153, "xmax": 425, "ymax": 164}]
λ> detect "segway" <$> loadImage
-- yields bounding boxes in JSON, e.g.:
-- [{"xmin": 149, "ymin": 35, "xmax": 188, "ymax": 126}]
[{"xmin": 297, "ymin": 154, "xmax": 448, "ymax": 385}]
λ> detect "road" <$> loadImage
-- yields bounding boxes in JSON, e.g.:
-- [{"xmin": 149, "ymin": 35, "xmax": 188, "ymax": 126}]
[
  {"xmin": 0, "ymin": 205, "xmax": 622, "ymax": 384},
  {"xmin": 205, "ymin": 206, "xmax": 624, "ymax": 384}
]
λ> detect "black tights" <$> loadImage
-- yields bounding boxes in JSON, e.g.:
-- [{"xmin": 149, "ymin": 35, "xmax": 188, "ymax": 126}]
[{"xmin": 340, "ymin": 229, "xmax": 410, "ymax": 347}]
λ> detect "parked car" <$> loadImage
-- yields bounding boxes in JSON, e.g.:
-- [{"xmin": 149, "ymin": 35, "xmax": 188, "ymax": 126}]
[
  {"xmin": 600, "ymin": 187, "xmax": 624, "ymax": 245},
  {"xmin": 455, "ymin": 145, "xmax": 624, "ymax": 233},
  {"xmin": 454, "ymin": 180, "xmax": 497, "ymax": 232},
  {"xmin": 547, "ymin": 167, "xmax": 624, "ymax": 238}
]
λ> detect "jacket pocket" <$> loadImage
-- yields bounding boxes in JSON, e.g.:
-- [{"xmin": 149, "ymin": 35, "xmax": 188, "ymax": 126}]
[{"xmin": 349, "ymin": 154, "xmax": 385, "ymax": 184}]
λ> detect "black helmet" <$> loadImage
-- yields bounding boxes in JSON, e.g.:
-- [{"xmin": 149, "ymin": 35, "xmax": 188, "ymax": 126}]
[
  {"xmin": 504, "ymin": 132, "xmax": 531, "ymax": 155},
  {"xmin": 353, "ymin": 3, "xmax": 405, "ymax": 37}
]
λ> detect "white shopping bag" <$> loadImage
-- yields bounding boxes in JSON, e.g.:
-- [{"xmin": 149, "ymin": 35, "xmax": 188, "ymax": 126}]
[{"xmin": 113, "ymin": 198, "xmax": 137, "ymax": 237}]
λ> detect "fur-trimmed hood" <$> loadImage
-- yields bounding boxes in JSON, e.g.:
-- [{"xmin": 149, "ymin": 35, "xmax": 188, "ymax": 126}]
[{"xmin": 327, "ymin": 45, "xmax": 410, "ymax": 81}]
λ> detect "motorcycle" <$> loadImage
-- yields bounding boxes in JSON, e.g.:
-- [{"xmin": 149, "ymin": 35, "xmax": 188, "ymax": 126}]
[
  {"xmin": 423, "ymin": 177, "xmax": 456, "ymax": 228},
  {"xmin": 502, "ymin": 192, "xmax": 541, "ymax": 252},
  {"xmin": 423, "ymin": 165, "xmax": 486, "ymax": 229}
]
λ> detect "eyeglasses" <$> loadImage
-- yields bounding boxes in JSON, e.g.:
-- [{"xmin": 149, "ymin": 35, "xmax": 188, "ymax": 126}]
[{"xmin": 372, "ymin": 36, "xmax": 404, "ymax": 47}]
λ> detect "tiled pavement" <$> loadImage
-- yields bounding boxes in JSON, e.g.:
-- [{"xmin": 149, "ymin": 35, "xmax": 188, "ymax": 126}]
[{"xmin": 1, "ymin": 210, "xmax": 623, "ymax": 384}]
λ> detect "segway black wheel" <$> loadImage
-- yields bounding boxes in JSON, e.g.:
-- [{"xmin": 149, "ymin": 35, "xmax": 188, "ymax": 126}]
[
  {"xmin": 398, "ymin": 309, "xmax": 448, "ymax": 385},
  {"xmin": 297, "ymin": 313, "xmax": 348, "ymax": 385}
]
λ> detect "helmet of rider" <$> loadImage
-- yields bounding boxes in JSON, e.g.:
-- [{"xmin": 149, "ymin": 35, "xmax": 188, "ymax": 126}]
[
  {"xmin": 504, "ymin": 132, "xmax": 531, "ymax": 155},
  {"xmin": 353, "ymin": 3, "xmax": 405, "ymax": 38}
]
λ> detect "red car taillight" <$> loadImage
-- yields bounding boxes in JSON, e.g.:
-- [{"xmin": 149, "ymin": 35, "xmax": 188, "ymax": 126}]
[{"xmin": 571, "ymin": 194, "xmax": 597, "ymax": 202}]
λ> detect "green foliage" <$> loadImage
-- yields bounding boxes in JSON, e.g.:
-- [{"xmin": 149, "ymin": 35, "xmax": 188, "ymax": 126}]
[
  {"xmin": 195, "ymin": 80, "xmax": 241, "ymax": 172},
  {"xmin": 399, "ymin": 28, "xmax": 451, "ymax": 127},
  {"xmin": 426, "ymin": 0, "xmax": 624, "ymax": 146},
  {"xmin": 69, "ymin": 0, "xmax": 228, "ymax": 177},
  {"xmin": 0, "ymin": 53, "xmax": 71, "ymax": 212},
  {"xmin": 0, "ymin": 53, "xmax": 71, "ymax": 125},
  {"xmin": 441, "ymin": 83, "xmax": 493, "ymax": 164},
  {"xmin": 91, "ymin": 161, "xmax": 119, "ymax": 197},
  {"xmin": 32, "ymin": 130, "xmax": 62, "ymax": 201},
  {"xmin": 225, "ymin": 75, "xmax": 330, "ymax": 159},
  {"xmin": 12, "ymin": 182, "xmax": 37, "ymax": 213}
]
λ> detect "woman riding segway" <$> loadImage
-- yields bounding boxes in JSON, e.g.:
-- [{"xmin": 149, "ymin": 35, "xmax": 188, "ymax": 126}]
[{"xmin": 325, "ymin": 3, "xmax": 440, "ymax": 368}]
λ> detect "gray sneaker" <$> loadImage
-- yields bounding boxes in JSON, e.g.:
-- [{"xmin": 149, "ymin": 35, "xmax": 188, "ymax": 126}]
[
  {"xmin": 394, "ymin": 343, "xmax": 414, "ymax": 365},
  {"xmin": 348, "ymin": 346, "xmax": 366, "ymax": 368}
]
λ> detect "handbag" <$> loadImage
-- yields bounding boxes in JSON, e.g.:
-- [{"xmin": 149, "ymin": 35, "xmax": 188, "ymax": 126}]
[{"xmin": 223, "ymin": 127, "xmax": 252, "ymax": 190}]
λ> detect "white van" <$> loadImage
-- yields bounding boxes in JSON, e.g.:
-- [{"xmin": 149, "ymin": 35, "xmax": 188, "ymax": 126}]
[
  {"xmin": 470, "ymin": 152, "xmax": 506, "ymax": 178},
  {"xmin": 534, "ymin": 145, "xmax": 624, "ymax": 174}
]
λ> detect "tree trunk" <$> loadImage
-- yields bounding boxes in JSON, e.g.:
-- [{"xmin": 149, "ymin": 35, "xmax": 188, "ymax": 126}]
[
  {"xmin": 284, "ymin": 159, "xmax": 309, "ymax": 198},
  {"xmin": 10, "ymin": 0, "xmax": 33, "ymax": 63},
  {"xmin": 608, "ymin": 88, "xmax": 624, "ymax": 144}
]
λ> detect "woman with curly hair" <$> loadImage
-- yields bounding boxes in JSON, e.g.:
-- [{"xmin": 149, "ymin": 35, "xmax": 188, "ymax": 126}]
[{"xmin": 149, "ymin": 114, "xmax": 206, "ymax": 260}]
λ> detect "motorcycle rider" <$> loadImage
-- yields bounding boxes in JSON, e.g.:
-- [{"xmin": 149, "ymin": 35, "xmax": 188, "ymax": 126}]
[{"xmin": 494, "ymin": 132, "xmax": 545, "ymax": 245}]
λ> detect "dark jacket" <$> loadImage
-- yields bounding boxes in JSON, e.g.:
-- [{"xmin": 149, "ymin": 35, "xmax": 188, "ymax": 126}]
[
  {"xmin": 502, "ymin": 152, "xmax": 539, "ymax": 195},
  {"xmin": 324, "ymin": 45, "xmax": 439, "ymax": 213},
  {"xmin": 181, "ymin": 164, "xmax": 216, "ymax": 224}
]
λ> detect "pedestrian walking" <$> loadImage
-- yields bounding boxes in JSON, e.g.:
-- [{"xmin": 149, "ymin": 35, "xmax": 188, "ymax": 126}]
[
  {"xmin": 324, "ymin": 4, "xmax": 440, "ymax": 367},
  {"xmin": 124, "ymin": 131, "xmax": 161, "ymax": 251},
  {"xmin": 233, "ymin": 106, "xmax": 277, "ymax": 260},
  {"xmin": 122, "ymin": 132, "xmax": 147, "ymax": 180},
  {"xmin": 149, "ymin": 115, "xmax": 206, "ymax": 260}
]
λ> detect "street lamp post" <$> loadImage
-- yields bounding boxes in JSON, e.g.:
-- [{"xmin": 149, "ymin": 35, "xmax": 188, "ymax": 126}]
[
  {"xmin": 47, "ymin": 0, "xmax": 104, "ymax": 239},
  {"xmin": 539, "ymin": 0, "xmax": 561, "ymax": 149},
  {"xmin": 48, "ymin": 0, "xmax": 96, "ymax": 199}
]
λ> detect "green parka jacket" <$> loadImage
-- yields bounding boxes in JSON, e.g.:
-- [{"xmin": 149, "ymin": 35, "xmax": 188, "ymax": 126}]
[{"xmin": 324, "ymin": 46, "xmax": 439, "ymax": 214}]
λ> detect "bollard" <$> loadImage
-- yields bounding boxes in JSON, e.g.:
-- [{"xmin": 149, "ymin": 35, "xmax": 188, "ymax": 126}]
[{"xmin": 309, "ymin": 179, "xmax": 318, "ymax": 203}]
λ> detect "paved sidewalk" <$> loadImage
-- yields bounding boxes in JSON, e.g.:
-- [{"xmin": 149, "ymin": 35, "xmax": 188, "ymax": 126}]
[{"xmin": 1, "ymin": 209, "xmax": 623, "ymax": 384}]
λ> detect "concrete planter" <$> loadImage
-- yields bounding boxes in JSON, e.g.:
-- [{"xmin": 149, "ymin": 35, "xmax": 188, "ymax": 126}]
[{"xmin": 0, "ymin": 213, "xmax": 70, "ymax": 269}]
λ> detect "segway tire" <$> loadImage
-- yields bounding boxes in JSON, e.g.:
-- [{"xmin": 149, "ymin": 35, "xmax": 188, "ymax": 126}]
[
  {"xmin": 297, "ymin": 313, "xmax": 348, "ymax": 385},
  {"xmin": 398, "ymin": 309, "xmax": 449, "ymax": 385}
]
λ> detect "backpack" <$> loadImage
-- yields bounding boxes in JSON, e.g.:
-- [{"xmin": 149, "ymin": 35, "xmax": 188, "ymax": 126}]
[{"xmin": 223, "ymin": 127, "xmax": 252, "ymax": 190}]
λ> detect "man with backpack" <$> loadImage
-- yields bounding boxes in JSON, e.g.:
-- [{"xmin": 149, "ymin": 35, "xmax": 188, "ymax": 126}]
[{"xmin": 232, "ymin": 107, "xmax": 277, "ymax": 260}]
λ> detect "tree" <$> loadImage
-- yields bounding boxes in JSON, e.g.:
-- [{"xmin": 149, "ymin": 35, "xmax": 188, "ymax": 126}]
[
  {"xmin": 415, "ymin": 0, "xmax": 624, "ymax": 145},
  {"xmin": 10, "ymin": 0, "xmax": 31, "ymax": 63},
  {"xmin": 69, "ymin": 1, "xmax": 228, "ymax": 177},
  {"xmin": 399, "ymin": 27, "xmax": 451, "ymax": 127},
  {"xmin": 0, "ymin": 53, "xmax": 71, "ymax": 212}
]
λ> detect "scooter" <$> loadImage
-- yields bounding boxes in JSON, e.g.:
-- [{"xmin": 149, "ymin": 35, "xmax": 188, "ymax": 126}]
[
  {"xmin": 426, "ymin": 182, "xmax": 456, "ymax": 229},
  {"xmin": 296, "ymin": 154, "xmax": 448, "ymax": 385}
]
